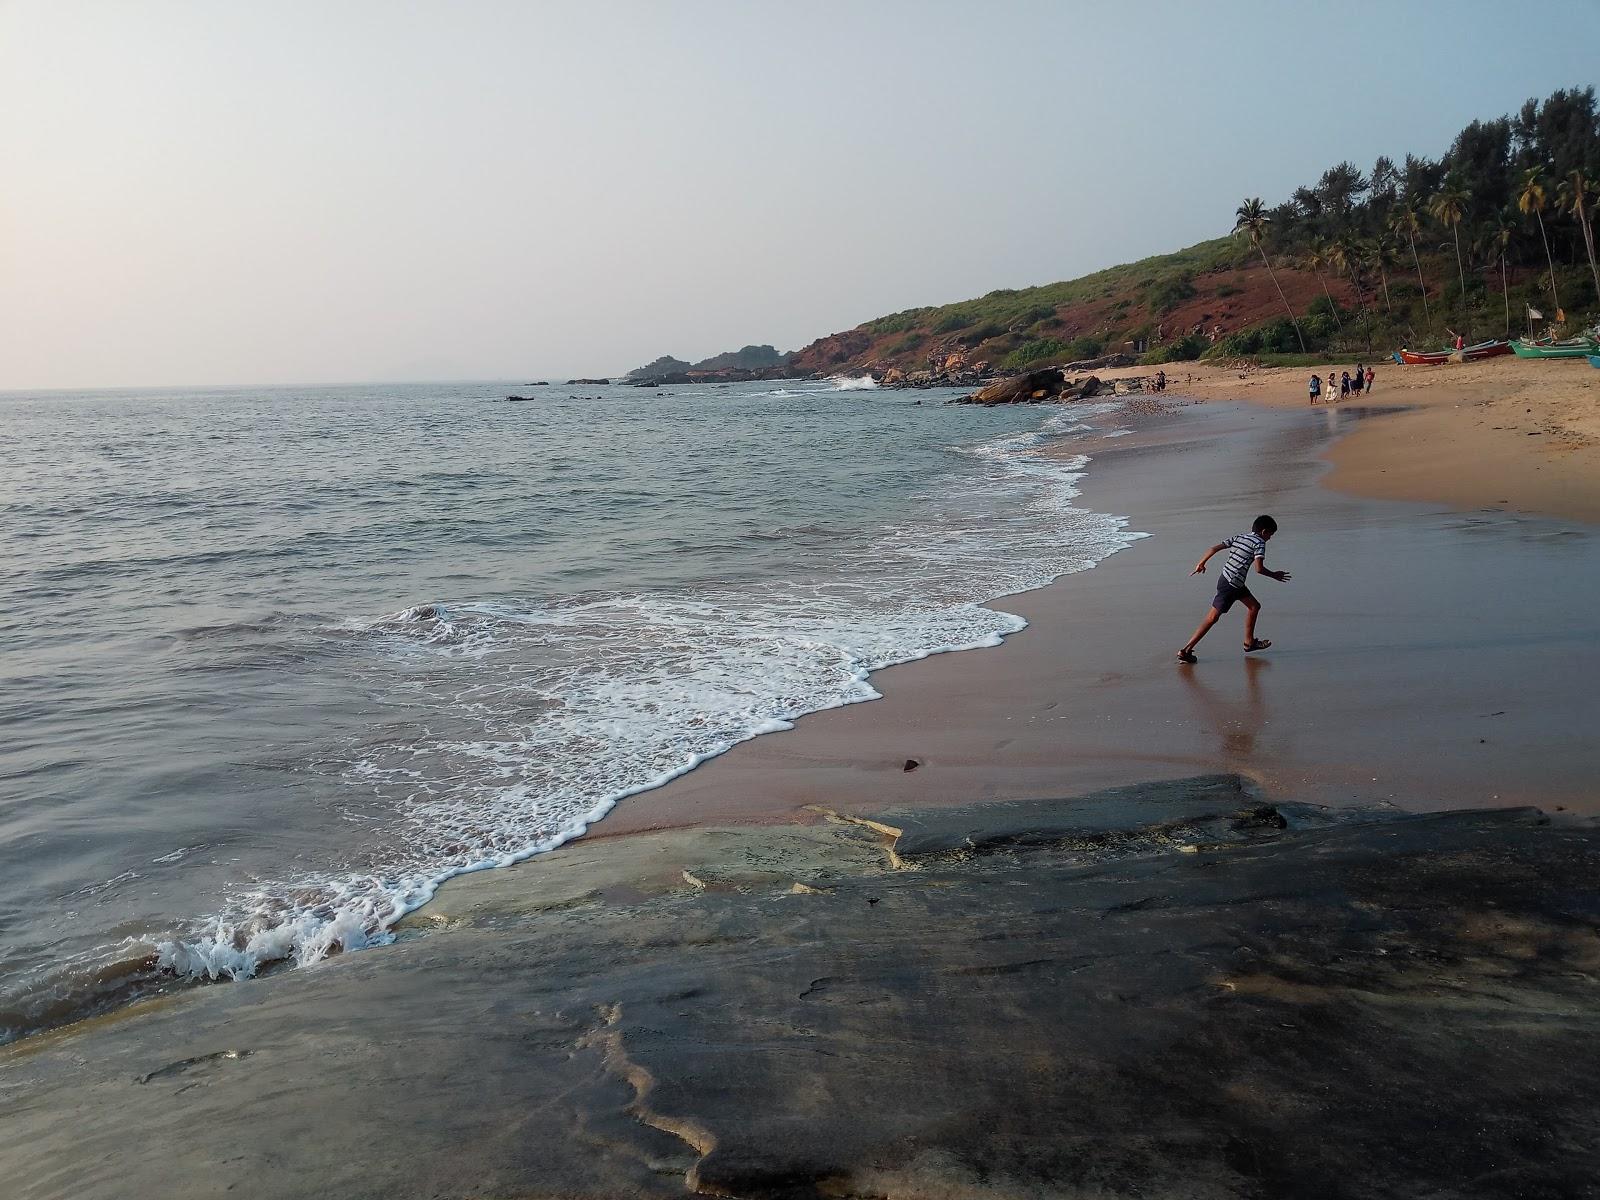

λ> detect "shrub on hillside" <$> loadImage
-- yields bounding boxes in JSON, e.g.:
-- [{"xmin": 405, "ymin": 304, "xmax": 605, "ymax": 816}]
[
  {"xmin": 866, "ymin": 311, "xmax": 921, "ymax": 336},
  {"xmin": 1003, "ymin": 338, "xmax": 1070, "ymax": 369},
  {"xmin": 1140, "ymin": 334, "xmax": 1207, "ymax": 365},
  {"xmin": 1212, "ymin": 319, "xmax": 1311, "ymax": 357},
  {"xmin": 1440, "ymin": 279, "xmax": 1488, "ymax": 308},
  {"xmin": 932, "ymin": 310, "xmax": 976, "ymax": 334},
  {"xmin": 1145, "ymin": 275, "xmax": 1197, "ymax": 315},
  {"xmin": 1064, "ymin": 336, "xmax": 1104, "ymax": 361},
  {"xmin": 1307, "ymin": 294, "xmax": 1342, "ymax": 321},
  {"xmin": 962, "ymin": 322, "xmax": 1008, "ymax": 344}
]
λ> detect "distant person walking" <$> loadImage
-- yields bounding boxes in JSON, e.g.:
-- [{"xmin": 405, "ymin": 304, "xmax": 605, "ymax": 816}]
[
  {"xmin": 1354, "ymin": 364, "xmax": 1365, "ymax": 395},
  {"xmin": 1308, "ymin": 373, "xmax": 1322, "ymax": 404},
  {"xmin": 1176, "ymin": 515, "xmax": 1291, "ymax": 663},
  {"xmin": 1340, "ymin": 371, "xmax": 1351, "ymax": 399},
  {"xmin": 1364, "ymin": 365, "xmax": 1375, "ymax": 393}
]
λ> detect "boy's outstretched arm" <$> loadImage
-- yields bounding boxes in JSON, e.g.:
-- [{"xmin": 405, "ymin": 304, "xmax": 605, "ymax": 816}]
[
  {"xmin": 1190, "ymin": 543, "xmax": 1227, "ymax": 575},
  {"xmin": 1253, "ymin": 557, "xmax": 1291, "ymax": 582}
]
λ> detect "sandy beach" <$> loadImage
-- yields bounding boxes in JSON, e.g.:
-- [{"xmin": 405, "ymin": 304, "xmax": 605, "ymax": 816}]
[
  {"xmin": 1109, "ymin": 355, "xmax": 1600, "ymax": 524},
  {"xmin": 3, "ymin": 360, "xmax": 1599, "ymax": 1198}
]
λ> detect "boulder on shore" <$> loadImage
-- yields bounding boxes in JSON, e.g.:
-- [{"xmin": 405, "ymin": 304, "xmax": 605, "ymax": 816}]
[
  {"xmin": 963, "ymin": 368, "xmax": 1065, "ymax": 406},
  {"xmin": 953, "ymin": 370, "xmax": 1103, "ymax": 405}
]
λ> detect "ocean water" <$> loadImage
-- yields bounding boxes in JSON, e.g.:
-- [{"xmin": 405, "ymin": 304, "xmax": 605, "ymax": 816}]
[{"xmin": 0, "ymin": 377, "xmax": 1141, "ymax": 1041}]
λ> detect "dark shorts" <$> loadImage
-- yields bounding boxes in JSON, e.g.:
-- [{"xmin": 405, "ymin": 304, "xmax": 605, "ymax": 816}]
[{"xmin": 1212, "ymin": 579, "xmax": 1255, "ymax": 614}]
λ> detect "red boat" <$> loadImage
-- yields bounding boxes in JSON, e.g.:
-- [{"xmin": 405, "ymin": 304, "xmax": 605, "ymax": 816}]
[{"xmin": 1393, "ymin": 339, "xmax": 1512, "ymax": 365}]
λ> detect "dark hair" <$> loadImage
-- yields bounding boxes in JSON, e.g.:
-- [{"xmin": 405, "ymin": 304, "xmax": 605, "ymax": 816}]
[{"xmin": 1252, "ymin": 514, "xmax": 1278, "ymax": 535}]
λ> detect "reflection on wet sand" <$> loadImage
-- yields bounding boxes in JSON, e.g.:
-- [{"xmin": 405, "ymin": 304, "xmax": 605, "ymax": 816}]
[{"xmin": 1178, "ymin": 656, "xmax": 1271, "ymax": 762}]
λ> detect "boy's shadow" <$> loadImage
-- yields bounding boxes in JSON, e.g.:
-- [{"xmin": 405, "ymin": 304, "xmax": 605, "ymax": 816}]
[{"xmin": 1176, "ymin": 656, "xmax": 1271, "ymax": 761}]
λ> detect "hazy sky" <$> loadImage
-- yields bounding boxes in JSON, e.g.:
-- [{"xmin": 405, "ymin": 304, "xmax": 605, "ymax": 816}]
[{"xmin": 3, "ymin": 1, "xmax": 1597, "ymax": 389}]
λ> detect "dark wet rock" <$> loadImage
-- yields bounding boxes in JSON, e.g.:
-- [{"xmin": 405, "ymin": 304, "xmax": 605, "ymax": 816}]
[
  {"xmin": 1063, "ymin": 373, "xmax": 1102, "ymax": 400},
  {"xmin": 505, "ymin": 395, "xmax": 535, "ymax": 402},
  {"xmin": 565, "ymin": 377, "xmax": 611, "ymax": 385},
  {"xmin": 902, "ymin": 758, "xmax": 919, "ymax": 772},
  {"xmin": 4, "ymin": 776, "xmax": 1600, "ymax": 1199}
]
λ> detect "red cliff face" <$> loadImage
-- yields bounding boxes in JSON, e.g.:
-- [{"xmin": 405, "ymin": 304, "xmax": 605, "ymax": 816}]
[{"xmin": 787, "ymin": 255, "xmax": 1360, "ymax": 378}]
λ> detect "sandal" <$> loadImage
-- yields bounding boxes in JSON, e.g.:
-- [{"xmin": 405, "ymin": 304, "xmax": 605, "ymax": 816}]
[
  {"xmin": 1244, "ymin": 639, "xmax": 1272, "ymax": 653},
  {"xmin": 1176, "ymin": 650, "xmax": 1197, "ymax": 664}
]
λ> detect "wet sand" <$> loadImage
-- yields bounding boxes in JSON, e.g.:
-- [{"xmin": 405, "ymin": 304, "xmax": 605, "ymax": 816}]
[{"xmin": 598, "ymin": 398, "xmax": 1600, "ymax": 838}]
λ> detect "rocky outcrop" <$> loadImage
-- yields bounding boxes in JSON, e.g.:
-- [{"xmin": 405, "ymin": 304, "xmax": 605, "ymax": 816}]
[
  {"xmin": 6, "ymin": 776, "xmax": 1600, "ymax": 1198},
  {"xmin": 625, "ymin": 346, "xmax": 796, "ymax": 384},
  {"xmin": 689, "ymin": 344, "xmax": 789, "ymax": 373},
  {"xmin": 962, "ymin": 367, "xmax": 1066, "ymax": 405},
  {"xmin": 565, "ymin": 377, "xmax": 611, "ymax": 385},
  {"xmin": 626, "ymin": 356, "xmax": 693, "ymax": 380},
  {"xmin": 952, "ymin": 371, "xmax": 1105, "ymax": 405}
]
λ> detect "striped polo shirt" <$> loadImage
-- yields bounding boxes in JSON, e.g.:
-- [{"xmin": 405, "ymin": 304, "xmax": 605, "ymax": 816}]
[{"xmin": 1220, "ymin": 532, "xmax": 1266, "ymax": 587}]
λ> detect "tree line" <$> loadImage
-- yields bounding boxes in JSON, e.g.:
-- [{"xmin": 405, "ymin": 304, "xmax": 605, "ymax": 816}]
[{"xmin": 1233, "ymin": 86, "xmax": 1600, "ymax": 351}]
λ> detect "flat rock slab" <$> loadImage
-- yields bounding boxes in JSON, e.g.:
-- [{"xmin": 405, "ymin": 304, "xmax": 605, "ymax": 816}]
[
  {"xmin": 869, "ymin": 772, "xmax": 1363, "ymax": 859},
  {"xmin": 3, "ymin": 776, "xmax": 1599, "ymax": 1199}
]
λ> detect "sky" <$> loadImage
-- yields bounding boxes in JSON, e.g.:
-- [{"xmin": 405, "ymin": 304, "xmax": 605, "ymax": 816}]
[{"xmin": 3, "ymin": 0, "xmax": 1598, "ymax": 389}]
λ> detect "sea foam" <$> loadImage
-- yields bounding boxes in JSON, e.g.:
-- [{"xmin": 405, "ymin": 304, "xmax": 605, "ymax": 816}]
[{"xmin": 139, "ymin": 401, "xmax": 1144, "ymax": 988}]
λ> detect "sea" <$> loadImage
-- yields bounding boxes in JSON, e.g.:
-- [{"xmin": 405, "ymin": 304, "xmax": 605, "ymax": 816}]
[{"xmin": 0, "ymin": 376, "xmax": 1143, "ymax": 1042}]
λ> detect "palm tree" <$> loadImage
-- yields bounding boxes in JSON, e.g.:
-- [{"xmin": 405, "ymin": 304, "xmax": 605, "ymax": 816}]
[
  {"xmin": 1476, "ymin": 212, "xmax": 1515, "ymax": 337},
  {"xmin": 1429, "ymin": 174, "xmax": 1470, "ymax": 333},
  {"xmin": 1232, "ymin": 198, "xmax": 1306, "ymax": 352},
  {"xmin": 1305, "ymin": 239, "xmax": 1344, "ymax": 333},
  {"xmin": 1556, "ymin": 169, "xmax": 1600, "ymax": 304},
  {"xmin": 1331, "ymin": 231, "xmax": 1373, "ymax": 351},
  {"xmin": 1388, "ymin": 200, "xmax": 1431, "ymax": 329},
  {"xmin": 1372, "ymin": 236, "xmax": 1398, "ymax": 312},
  {"xmin": 1516, "ymin": 167, "xmax": 1562, "ymax": 318}
]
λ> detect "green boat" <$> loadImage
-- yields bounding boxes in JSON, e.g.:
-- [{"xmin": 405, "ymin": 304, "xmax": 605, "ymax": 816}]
[{"xmin": 1509, "ymin": 337, "xmax": 1598, "ymax": 359}]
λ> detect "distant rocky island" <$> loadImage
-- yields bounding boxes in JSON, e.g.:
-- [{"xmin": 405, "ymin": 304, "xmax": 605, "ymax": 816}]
[{"xmin": 625, "ymin": 344, "xmax": 801, "ymax": 386}]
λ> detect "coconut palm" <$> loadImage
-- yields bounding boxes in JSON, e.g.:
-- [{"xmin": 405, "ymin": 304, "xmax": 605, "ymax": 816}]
[
  {"xmin": 1429, "ymin": 174, "xmax": 1470, "ymax": 331},
  {"xmin": 1331, "ymin": 232, "xmax": 1373, "ymax": 351},
  {"xmin": 1476, "ymin": 212, "xmax": 1515, "ymax": 336},
  {"xmin": 1371, "ymin": 236, "xmax": 1398, "ymax": 312},
  {"xmin": 1304, "ymin": 239, "xmax": 1344, "ymax": 333},
  {"xmin": 1232, "ymin": 198, "xmax": 1306, "ymax": 352},
  {"xmin": 1556, "ymin": 169, "xmax": 1600, "ymax": 303},
  {"xmin": 1387, "ymin": 200, "xmax": 1431, "ymax": 329},
  {"xmin": 1516, "ymin": 167, "xmax": 1562, "ymax": 318}
]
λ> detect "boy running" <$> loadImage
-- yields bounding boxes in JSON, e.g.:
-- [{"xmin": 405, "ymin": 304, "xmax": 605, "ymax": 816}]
[{"xmin": 1176, "ymin": 515, "xmax": 1291, "ymax": 663}]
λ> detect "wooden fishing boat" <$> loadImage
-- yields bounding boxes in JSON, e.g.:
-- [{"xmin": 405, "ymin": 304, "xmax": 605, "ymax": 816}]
[
  {"xmin": 1394, "ymin": 339, "xmax": 1512, "ymax": 365},
  {"xmin": 1510, "ymin": 337, "xmax": 1597, "ymax": 360},
  {"xmin": 1394, "ymin": 348, "xmax": 1451, "ymax": 365}
]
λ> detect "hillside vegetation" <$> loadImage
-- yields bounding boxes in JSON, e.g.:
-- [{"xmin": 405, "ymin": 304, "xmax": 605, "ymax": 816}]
[{"xmin": 790, "ymin": 86, "xmax": 1600, "ymax": 379}]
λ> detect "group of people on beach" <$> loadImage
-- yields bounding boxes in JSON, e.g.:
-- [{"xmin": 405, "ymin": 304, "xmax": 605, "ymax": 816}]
[{"xmin": 1308, "ymin": 364, "xmax": 1374, "ymax": 404}]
